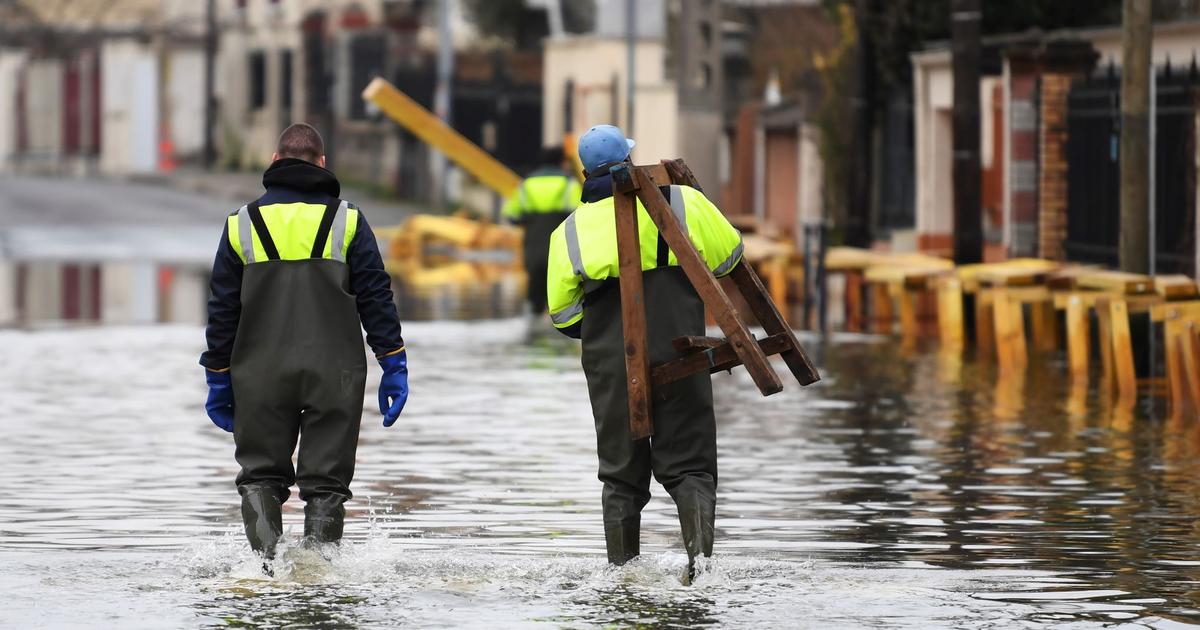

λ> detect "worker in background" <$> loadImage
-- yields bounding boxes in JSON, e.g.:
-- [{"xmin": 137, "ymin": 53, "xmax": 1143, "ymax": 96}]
[
  {"xmin": 200, "ymin": 123, "xmax": 409, "ymax": 564},
  {"xmin": 546, "ymin": 125, "xmax": 744, "ymax": 580},
  {"xmin": 503, "ymin": 145, "xmax": 582, "ymax": 319}
]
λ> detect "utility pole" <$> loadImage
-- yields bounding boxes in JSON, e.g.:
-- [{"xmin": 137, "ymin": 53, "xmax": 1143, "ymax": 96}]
[
  {"xmin": 951, "ymin": 0, "xmax": 983, "ymax": 264},
  {"xmin": 625, "ymin": 0, "xmax": 635, "ymax": 135},
  {"xmin": 845, "ymin": 0, "xmax": 876, "ymax": 248},
  {"xmin": 202, "ymin": 0, "xmax": 216, "ymax": 169},
  {"xmin": 433, "ymin": 0, "xmax": 455, "ymax": 207},
  {"xmin": 1119, "ymin": 0, "xmax": 1152, "ymax": 273}
]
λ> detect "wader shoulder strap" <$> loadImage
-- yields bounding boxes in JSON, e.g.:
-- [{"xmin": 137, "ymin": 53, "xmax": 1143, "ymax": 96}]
[
  {"xmin": 311, "ymin": 198, "xmax": 341, "ymax": 258},
  {"xmin": 246, "ymin": 201, "xmax": 281, "ymax": 261}
]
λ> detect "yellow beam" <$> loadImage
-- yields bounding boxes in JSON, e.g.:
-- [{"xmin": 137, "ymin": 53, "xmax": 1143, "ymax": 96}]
[{"xmin": 362, "ymin": 77, "xmax": 523, "ymax": 197}]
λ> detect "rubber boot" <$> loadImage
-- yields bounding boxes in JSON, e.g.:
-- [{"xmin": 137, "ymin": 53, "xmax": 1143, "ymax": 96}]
[
  {"xmin": 240, "ymin": 485, "xmax": 283, "ymax": 563},
  {"xmin": 303, "ymin": 495, "xmax": 346, "ymax": 546},
  {"xmin": 675, "ymin": 490, "xmax": 715, "ymax": 584},
  {"xmin": 603, "ymin": 517, "xmax": 641, "ymax": 566}
]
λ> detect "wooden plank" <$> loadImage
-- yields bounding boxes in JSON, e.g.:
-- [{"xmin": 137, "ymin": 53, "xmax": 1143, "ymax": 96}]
[
  {"xmin": 362, "ymin": 78, "xmax": 522, "ymax": 196},
  {"xmin": 993, "ymin": 291, "xmax": 1027, "ymax": 373},
  {"xmin": 1151, "ymin": 300, "xmax": 1200, "ymax": 323},
  {"xmin": 630, "ymin": 166, "xmax": 783, "ymax": 396},
  {"xmin": 1002, "ymin": 286, "xmax": 1052, "ymax": 304},
  {"xmin": 1165, "ymin": 319, "xmax": 1187, "ymax": 416},
  {"xmin": 937, "ymin": 275, "xmax": 964, "ymax": 350},
  {"xmin": 1107, "ymin": 298, "xmax": 1137, "ymax": 405},
  {"xmin": 1065, "ymin": 294, "xmax": 1089, "ymax": 381},
  {"xmin": 976, "ymin": 265, "xmax": 1057, "ymax": 287},
  {"xmin": 672, "ymin": 336, "xmax": 725, "ymax": 353},
  {"xmin": 975, "ymin": 289, "xmax": 995, "ymax": 358},
  {"xmin": 1095, "ymin": 297, "xmax": 1116, "ymax": 395},
  {"xmin": 1076, "ymin": 270, "xmax": 1155, "ymax": 295},
  {"xmin": 653, "ymin": 334, "xmax": 793, "ymax": 386},
  {"xmin": 1182, "ymin": 323, "xmax": 1200, "ymax": 410},
  {"xmin": 826, "ymin": 247, "xmax": 879, "ymax": 272},
  {"xmin": 893, "ymin": 282, "xmax": 919, "ymax": 345},
  {"xmin": 845, "ymin": 270, "xmax": 864, "ymax": 332},
  {"xmin": 728, "ymin": 260, "xmax": 820, "ymax": 385},
  {"xmin": 1030, "ymin": 299, "xmax": 1058, "ymax": 352},
  {"xmin": 1155, "ymin": 274, "xmax": 1199, "ymax": 300},
  {"xmin": 613, "ymin": 186, "xmax": 654, "ymax": 440},
  {"xmin": 1046, "ymin": 264, "xmax": 1100, "ymax": 290},
  {"xmin": 871, "ymin": 282, "xmax": 894, "ymax": 334},
  {"xmin": 661, "ymin": 158, "xmax": 703, "ymax": 190}
]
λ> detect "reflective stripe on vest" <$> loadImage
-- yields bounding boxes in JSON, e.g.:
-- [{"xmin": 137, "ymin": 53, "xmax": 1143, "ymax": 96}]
[
  {"xmin": 564, "ymin": 213, "xmax": 588, "ymax": 281},
  {"xmin": 668, "ymin": 186, "xmax": 688, "ymax": 238},
  {"xmin": 550, "ymin": 299, "xmax": 584, "ymax": 326},
  {"xmin": 237, "ymin": 205, "xmax": 256, "ymax": 264},
  {"xmin": 330, "ymin": 201, "xmax": 349, "ymax": 263}
]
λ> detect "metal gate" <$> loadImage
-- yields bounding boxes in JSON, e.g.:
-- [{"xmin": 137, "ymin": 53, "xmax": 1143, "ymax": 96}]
[{"xmin": 1064, "ymin": 62, "xmax": 1198, "ymax": 274}]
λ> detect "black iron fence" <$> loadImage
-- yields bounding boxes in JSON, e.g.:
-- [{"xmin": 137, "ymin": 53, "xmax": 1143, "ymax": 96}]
[{"xmin": 1065, "ymin": 62, "xmax": 1199, "ymax": 274}]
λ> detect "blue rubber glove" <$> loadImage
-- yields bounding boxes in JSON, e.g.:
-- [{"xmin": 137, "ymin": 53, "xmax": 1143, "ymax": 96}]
[
  {"xmin": 205, "ymin": 369, "xmax": 235, "ymax": 433},
  {"xmin": 378, "ymin": 350, "xmax": 409, "ymax": 427}
]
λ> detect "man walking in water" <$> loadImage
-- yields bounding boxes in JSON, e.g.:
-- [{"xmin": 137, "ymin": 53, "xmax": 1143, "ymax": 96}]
[
  {"xmin": 545, "ymin": 125, "xmax": 744, "ymax": 580},
  {"xmin": 502, "ymin": 145, "xmax": 581, "ymax": 319},
  {"xmin": 200, "ymin": 123, "xmax": 409, "ymax": 561}
]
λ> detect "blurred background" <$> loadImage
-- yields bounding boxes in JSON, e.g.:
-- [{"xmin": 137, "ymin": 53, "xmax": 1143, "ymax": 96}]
[
  {"xmin": 1, "ymin": 0, "xmax": 1200, "ymax": 329},
  {"xmin": 10, "ymin": 4, "xmax": 1200, "ymax": 624}
]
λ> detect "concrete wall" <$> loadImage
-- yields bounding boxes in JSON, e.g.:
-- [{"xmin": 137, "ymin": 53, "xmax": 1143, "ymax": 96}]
[
  {"xmin": 543, "ymin": 37, "xmax": 678, "ymax": 163},
  {"xmin": 798, "ymin": 123, "xmax": 823, "ymax": 227},
  {"xmin": 100, "ymin": 38, "xmax": 159, "ymax": 174},
  {"xmin": 0, "ymin": 49, "xmax": 27, "ymax": 170},
  {"xmin": 677, "ymin": 109, "xmax": 722, "ymax": 194},
  {"xmin": 166, "ymin": 48, "xmax": 206, "ymax": 159},
  {"xmin": 1089, "ymin": 21, "xmax": 1200, "ymax": 67},
  {"xmin": 764, "ymin": 128, "xmax": 798, "ymax": 235},
  {"xmin": 216, "ymin": 24, "xmax": 299, "ymax": 169}
]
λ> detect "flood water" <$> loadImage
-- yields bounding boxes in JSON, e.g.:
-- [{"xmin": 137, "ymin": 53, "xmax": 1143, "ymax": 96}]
[{"xmin": 4, "ymin": 322, "xmax": 1200, "ymax": 628}]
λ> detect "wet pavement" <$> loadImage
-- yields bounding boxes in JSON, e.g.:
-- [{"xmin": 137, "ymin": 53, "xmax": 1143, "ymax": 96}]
[{"xmin": 3, "ymin": 322, "xmax": 1200, "ymax": 628}]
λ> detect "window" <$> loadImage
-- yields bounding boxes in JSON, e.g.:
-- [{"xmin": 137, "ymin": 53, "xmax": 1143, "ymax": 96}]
[
  {"xmin": 280, "ymin": 50, "xmax": 293, "ymax": 111},
  {"xmin": 248, "ymin": 50, "xmax": 266, "ymax": 110}
]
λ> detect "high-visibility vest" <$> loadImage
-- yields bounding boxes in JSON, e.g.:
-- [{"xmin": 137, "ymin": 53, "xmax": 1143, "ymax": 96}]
[
  {"xmin": 227, "ymin": 199, "xmax": 360, "ymax": 264},
  {"xmin": 503, "ymin": 174, "xmax": 583, "ymax": 220},
  {"xmin": 546, "ymin": 184, "xmax": 744, "ymax": 329}
]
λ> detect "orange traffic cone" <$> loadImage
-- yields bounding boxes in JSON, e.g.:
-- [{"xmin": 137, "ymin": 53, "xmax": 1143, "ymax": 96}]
[{"xmin": 158, "ymin": 122, "xmax": 177, "ymax": 172}]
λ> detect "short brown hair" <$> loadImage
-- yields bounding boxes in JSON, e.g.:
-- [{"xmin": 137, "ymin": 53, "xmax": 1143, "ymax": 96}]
[{"xmin": 276, "ymin": 123, "xmax": 324, "ymax": 163}]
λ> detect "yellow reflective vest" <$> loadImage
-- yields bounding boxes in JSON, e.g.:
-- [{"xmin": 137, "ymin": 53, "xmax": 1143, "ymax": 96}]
[
  {"xmin": 503, "ymin": 173, "xmax": 583, "ymax": 221},
  {"xmin": 546, "ymin": 184, "xmax": 744, "ymax": 329},
  {"xmin": 227, "ymin": 200, "xmax": 360, "ymax": 264}
]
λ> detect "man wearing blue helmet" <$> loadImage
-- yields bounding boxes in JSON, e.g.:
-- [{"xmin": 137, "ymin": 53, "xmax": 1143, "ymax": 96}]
[{"xmin": 546, "ymin": 124, "xmax": 744, "ymax": 580}]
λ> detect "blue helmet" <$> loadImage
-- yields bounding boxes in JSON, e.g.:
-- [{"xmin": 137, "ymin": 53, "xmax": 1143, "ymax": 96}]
[{"xmin": 578, "ymin": 124, "xmax": 636, "ymax": 173}]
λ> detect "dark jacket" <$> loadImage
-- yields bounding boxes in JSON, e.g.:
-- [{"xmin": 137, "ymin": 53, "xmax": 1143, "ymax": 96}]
[{"xmin": 200, "ymin": 158, "xmax": 404, "ymax": 370}]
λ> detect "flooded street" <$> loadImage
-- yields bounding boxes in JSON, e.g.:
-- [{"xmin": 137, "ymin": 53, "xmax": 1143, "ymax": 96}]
[{"xmin": 4, "ymin": 322, "xmax": 1200, "ymax": 628}]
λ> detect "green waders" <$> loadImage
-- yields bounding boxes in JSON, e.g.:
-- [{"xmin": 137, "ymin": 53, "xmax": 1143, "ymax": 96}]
[
  {"xmin": 230, "ymin": 200, "xmax": 368, "ymax": 558},
  {"xmin": 522, "ymin": 212, "xmax": 570, "ymax": 315},
  {"xmin": 580, "ymin": 267, "xmax": 718, "ymax": 572}
]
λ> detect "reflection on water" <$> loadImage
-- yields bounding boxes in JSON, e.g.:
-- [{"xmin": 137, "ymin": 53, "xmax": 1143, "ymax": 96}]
[{"xmin": 4, "ymin": 323, "xmax": 1200, "ymax": 627}]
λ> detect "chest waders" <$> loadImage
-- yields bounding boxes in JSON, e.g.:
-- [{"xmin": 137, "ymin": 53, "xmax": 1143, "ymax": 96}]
[
  {"xmin": 580, "ymin": 267, "xmax": 717, "ymax": 576},
  {"xmin": 230, "ymin": 199, "xmax": 367, "ymax": 558},
  {"xmin": 522, "ymin": 212, "xmax": 570, "ymax": 315}
]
